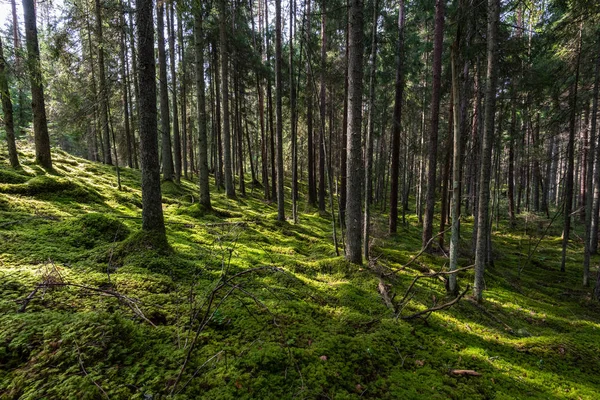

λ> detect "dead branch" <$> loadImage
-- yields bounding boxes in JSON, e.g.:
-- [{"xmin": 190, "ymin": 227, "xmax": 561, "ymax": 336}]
[
  {"xmin": 401, "ymin": 226, "xmax": 451, "ymax": 270},
  {"xmin": 398, "ymin": 265, "xmax": 474, "ymax": 306},
  {"xmin": 449, "ymin": 369, "xmax": 482, "ymax": 377},
  {"xmin": 75, "ymin": 341, "xmax": 110, "ymax": 399},
  {"xmin": 378, "ymin": 279, "xmax": 396, "ymax": 313},
  {"xmin": 400, "ymin": 285, "xmax": 470, "ymax": 320}
]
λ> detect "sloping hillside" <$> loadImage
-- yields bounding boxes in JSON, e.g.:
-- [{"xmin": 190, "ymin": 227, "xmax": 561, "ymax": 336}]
[{"xmin": 1, "ymin": 147, "xmax": 599, "ymax": 399}]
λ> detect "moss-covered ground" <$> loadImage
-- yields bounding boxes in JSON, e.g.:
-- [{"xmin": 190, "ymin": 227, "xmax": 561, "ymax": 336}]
[{"xmin": 1, "ymin": 147, "xmax": 600, "ymax": 399}]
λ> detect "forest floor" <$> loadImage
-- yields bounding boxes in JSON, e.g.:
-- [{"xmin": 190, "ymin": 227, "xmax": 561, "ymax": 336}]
[{"xmin": 1, "ymin": 147, "xmax": 600, "ymax": 399}]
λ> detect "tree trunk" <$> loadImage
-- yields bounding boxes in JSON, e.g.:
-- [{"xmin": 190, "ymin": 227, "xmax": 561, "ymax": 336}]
[
  {"xmin": 318, "ymin": 0, "xmax": 327, "ymax": 212},
  {"xmin": 220, "ymin": 0, "xmax": 235, "ymax": 197},
  {"xmin": 168, "ymin": 3, "xmax": 182, "ymax": 182},
  {"xmin": 158, "ymin": 3, "xmax": 174, "ymax": 181},
  {"xmin": 590, "ymin": 31, "xmax": 600, "ymax": 256},
  {"xmin": 422, "ymin": 0, "xmax": 445, "ymax": 251},
  {"xmin": 363, "ymin": 0, "xmax": 379, "ymax": 260},
  {"xmin": 275, "ymin": 0, "xmax": 285, "ymax": 221},
  {"xmin": 94, "ymin": 0, "xmax": 112, "ymax": 166},
  {"xmin": 137, "ymin": 0, "xmax": 166, "ymax": 240},
  {"xmin": 345, "ymin": 0, "xmax": 365, "ymax": 265},
  {"xmin": 290, "ymin": 0, "xmax": 298, "ymax": 222},
  {"xmin": 560, "ymin": 28, "xmax": 582, "ymax": 273},
  {"xmin": 0, "ymin": 36, "xmax": 19, "ymax": 168},
  {"xmin": 389, "ymin": 0, "xmax": 406, "ymax": 234},
  {"xmin": 119, "ymin": 1, "xmax": 133, "ymax": 168},
  {"xmin": 473, "ymin": 0, "xmax": 499, "ymax": 303},
  {"xmin": 22, "ymin": 0, "xmax": 52, "ymax": 170},
  {"xmin": 195, "ymin": 4, "xmax": 211, "ymax": 210},
  {"xmin": 340, "ymin": 8, "xmax": 349, "ymax": 226}
]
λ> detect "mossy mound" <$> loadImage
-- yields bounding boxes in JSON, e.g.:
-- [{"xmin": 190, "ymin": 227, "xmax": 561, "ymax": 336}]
[
  {"xmin": 0, "ymin": 175, "xmax": 101, "ymax": 203},
  {"xmin": 0, "ymin": 169, "xmax": 29, "ymax": 184},
  {"xmin": 52, "ymin": 213, "xmax": 130, "ymax": 249}
]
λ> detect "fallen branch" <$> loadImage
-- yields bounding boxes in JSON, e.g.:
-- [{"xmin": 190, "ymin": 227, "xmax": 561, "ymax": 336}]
[
  {"xmin": 377, "ymin": 279, "xmax": 396, "ymax": 313},
  {"xmin": 450, "ymin": 369, "xmax": 481, "ymax": 377},
  {"xmin": 401, "ymin": 226, "xmax": 451, "ymax": 270},
  {"xmin": 398, "ymin": 265, "xmax": 474, "ymax": 306},
  {"xmin": 400, "ymin": 285, "xmax": 470, "ymax": 320},
  {"xmin": 75, "ymin": 341, "xmax": 110, "ymax": 399}
]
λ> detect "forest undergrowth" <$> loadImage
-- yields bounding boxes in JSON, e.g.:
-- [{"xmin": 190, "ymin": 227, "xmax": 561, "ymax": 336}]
[{"xmin": 1, "ymin": 147, "xmax": 600, "ymax": 399}]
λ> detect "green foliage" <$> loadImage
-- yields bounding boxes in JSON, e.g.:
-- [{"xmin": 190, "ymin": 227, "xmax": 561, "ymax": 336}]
[{"xmin": 1, "ymin": 148, "xmax": 600, "ymax": 399}]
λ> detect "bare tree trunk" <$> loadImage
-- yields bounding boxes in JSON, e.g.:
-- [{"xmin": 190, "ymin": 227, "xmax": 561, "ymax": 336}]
[
  {"xmin": 389, "ymin": 0, "xmax": 406, "ymax": 234},
  {"xmin": 318, "ymin": 0, "xmax": 327, "ymax": 212},
  {"xmin": 0, "ymin": 36, "xmax": 19, "ymax": 168},
  {"xmin": 119, "ymin": 0, "xmax": 133, "ymax": 168},
  {"xmin": 220, "ymin": 0, "xmax": 235, "ymax": 197},
  {"xmin": 158, "ymin": 3, "xmax": 174, "ymax": 181},
  {"xmin": 340, "ymin": 7, "xmax": 349, "ymax": 225},
  {"xmin": 561, "ymin": 28, "xmax": 582, "ymax": 273},
  {"xmin": 137, "ymin": 0, "xmax": 166, "ymax": 240},
  {"xmin": 591, "ymin": 31, "xmax": 600, "ymax": 256},
  {"xmin": 290, "ymin": 0, "xmax": 298, "ymax": 222},
  {"xmin": 473, "ymin": 0, "xmax": 499, "ymax": 303},
  {"xmin": 363, "ymin": 0, "xmax": 379, "ymax": 260},
  {"xmin": 195, "ymin": 4, "xmax": 211, "ymax": 209},
  {"xmin": 168, "ymin": 3, "xmax": 182, "ymax": 182},
  {"xmin": 22, "ymin": 0, "xmax": 52, "ymax": 169},
  {"xmin": 275, "ymin": 0, "xmax": 285, "ymax": 221},
  {"xmin": 345, "ymin": 0, "xmax": 365, "ymax": 265},
  {"xmin": 422, "ymin": 0, "xmax": 445, "ymax": 251},
  {"xmin": 94, "ymin": 0, "xmax": 112, "ymax": 166}
]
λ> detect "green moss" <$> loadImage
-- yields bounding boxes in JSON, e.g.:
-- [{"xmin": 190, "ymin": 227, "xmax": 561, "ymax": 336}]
[
  {"xmin": 2, "ymin": 147, "xmax": 600, "ymax": 399},
  {"xmin": 0, "ymin": 169, "xmax": 29, "ymax": 184}
]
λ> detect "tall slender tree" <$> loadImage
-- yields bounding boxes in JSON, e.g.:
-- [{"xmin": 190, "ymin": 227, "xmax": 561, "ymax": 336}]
[
  {"xmin": 422, "ymin": 0, "xmax": 445, "ymax": 251},
  {"xmin": 0, "ymin": 36, "xmax": 19, "ymax": 168},
  {"xmin": 22, "ymin": 0, "xmax": 52, "ymax": 169},
  {"xmin": 158, "ymin": 2, "xmax": 174, "ymax": 181},
  {"xmin": 137, "ymin": 0, "xmax": 166, "ymax": 241},
  {"xmin": 195, "ymin": 0, "xmax": 211, "ymax": 210},
  {"xmin": 275, "ymin": 0, "xmax": 285, "ymax": 221},
  {"xmin": 345, "ymin": 0, "xmax": 365, "ymax": 264},
  {"xmin": 389, "ymin": 0, "xmax": 406, "ymax": 234},
  {"xmin": 473, "ymin": 0, "xmax": 500, "ymax": 302}
]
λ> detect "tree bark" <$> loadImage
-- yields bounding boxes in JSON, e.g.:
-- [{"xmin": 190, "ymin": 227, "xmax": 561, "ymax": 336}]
[
  {"xmin": 422, "ymin": 0, "xmax": 445, "ymax": 251},
  {"xmin": 473, "ymin": 0, "xmax": 499, "ymax": 302},
  {"xmin": 389, "ymin": 0, "xmax": 406, "ymax": 234},
  {"xmin": 158, "ymin": 3, "xmax": 174, "ymax": 181},
  {"xmin": 168, "ymin": 3, "xmax": 182, "ymax": 182},
  {"xmin": 363, "ymin": 0, "xmax": 379, "ymax": 260},
  {"xmin": 220, "ymin": 0, "xmax": 235, "ymax": 197},
  {"xmin": 137, "ymin": 0, "xmax": 166, "ymax": 239},
  {"xmin": 560, "ymin": 28, "xmax": 582, "ymax": 273},
  {"xmin": 22, "ymin": 0, "xmax": 52, "ymax": 169},
  {"xmin": 94, "ymin": 0, "xmax": 112, "ymax": 166},
  {"xmin": 345, "ymin": 0, "xmax": 365, "ymax": 265},
  {"xmin": 0, "ymin": 36, "xmax": 19, "ymax": 168},
  {"xmin": 275, "ymin": 0, "xmax": 285, "ymax": 221},
  {"xmin": 195, "ymin": 3, "xmax": 211, "ymax": 210}
]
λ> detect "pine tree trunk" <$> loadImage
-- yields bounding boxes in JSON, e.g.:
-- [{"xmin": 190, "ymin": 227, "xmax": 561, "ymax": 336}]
[
  {"xmin": 220, "ymin": 0, "xmax": 235, "ymax": 197},
  {"xmin": 158, "ymin": 3, "xmax": 174, "ymax": 181},
  {"xmin": 0, "ymin": 36, "xmax": 19, "ymax": 168},
  {"xmin": 119, "ymin": 1, "xmax": 133, "ymax": 168},
  {"xmin": 195, "ymin": 5, "xmax": 211, "ymax": 209},
  {"xmin": 168, "ymin": 3, "xmax": 181, "ymax": 182},
  {"xmin": 389, "ymin": 0, "xmax": 406, "ymax": 234},
  {"xmin": 137, "ymin": 0, "xmax": 166, "ymax": 239},
  {"xmin": 473, "ymin": 0, "xmax": 499, "ymax": 302},
  {"xmin": 560, "ymin": 28, "xmax": 582, "ymax": 273},
  {"xmin": 275, "ymin": 0, "xmax": 285, "ymax": 221},
  {"xmin": 363, "ymin": 0, "xmax": 379, "ymax": 260},
  {"xmin": 422, "ymin": 0, "xmax": 445, "ymax": 251},
  {"xmin": 590, "ymin": 31, "xmax": 600, "ymax": 256},
  {"xmin": 94, "ymin": 0, "xmax": 112, "ymax": 166},
  {"xmin": 22, "ymin": 0, "xmax": 52, "ymax": 169},
  {"xmin": 345, "ymin": 0, "xmax": 365, "ymax": 265},
  {"xmin": 318, "ymin": 0, "xmax": 327, "ymax": 212}
]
